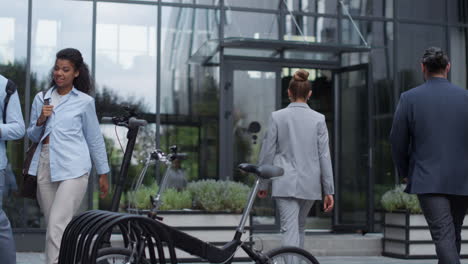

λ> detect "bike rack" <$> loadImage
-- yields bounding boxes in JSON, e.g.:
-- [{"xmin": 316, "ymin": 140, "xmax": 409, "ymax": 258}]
[{"xmin": 58, "ymin": 210, "xmax": 178, "ymax": 264}]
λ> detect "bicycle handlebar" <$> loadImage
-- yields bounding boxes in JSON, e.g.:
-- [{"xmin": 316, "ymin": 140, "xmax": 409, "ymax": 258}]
[
  {"xmin": 129, "ymin": 117, "xmax": 148, "ymax": 128},
  {"xmin": 101, "ymin": 116, "xmax": 147, "ymax": 128}
]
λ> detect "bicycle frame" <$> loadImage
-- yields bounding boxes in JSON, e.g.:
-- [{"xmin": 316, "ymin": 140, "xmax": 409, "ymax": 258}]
[{"xmin": 110, "ymin": 124, "xmax": 142, "ymax": 212}]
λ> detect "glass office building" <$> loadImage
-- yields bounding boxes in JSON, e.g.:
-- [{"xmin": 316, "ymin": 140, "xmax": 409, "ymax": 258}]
[{"xmin": 1, "ymin": 0, "xmax": 467, "ymax": 249}]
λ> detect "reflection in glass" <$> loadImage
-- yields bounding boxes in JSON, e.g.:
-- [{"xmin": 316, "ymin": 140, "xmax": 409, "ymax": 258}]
[
  {"xmin": 225, "ymin": 11, "xmax": 278, "ymax": 40},
  {"xmin": 341, "ymin": 0, "xmax": 393, "ymax": 18},
  {"xmin": 224, "ymin": 48, "xmax": 280, "ymax": 58},
  {"xmin": 397, "ymin": 0, "xmax": 445, "ymax": 22},
  {"xmin": 285, "ymin": 15, "xmax": 337, "ymax": 43},
  {"xmin": 161, "ymin": 7, "xmax": 219, "ymax": 181},
  {"xmin": 96, "ymin": 2, "xmax": 157, "ymax": 114},
  {"xmin": 448, "ymin": 0, "xmax": 468, "ymax": 24},
  {"xmin": 397, "ymin": 24, "xmax": 445, "ymax": 92},
  {"xmin": 196, "ymin": 0, "xmax": 218, "ymax": 5},
  {"xmin": 338, "ymin": 69, "xmax": 368, "ymax": 226},
  {"xmin": 450, "ymin": 27, "xmax": 468, "ymax": 89},
  {"xmin": 31, "ymin": 0, "xmax": 93, "ymax": 91},
  {"xmin": 231, "ymin": 69, "xmax": 276, "ymax": 227},
  {"xmin": 341, "ymin": 20, "xmax": 393, "ymax": 47},
  {"xmin": 225, "ymin": 0, "xmax": 280, "ymax": 9},
  {"xmin": 0, "ymin": 0, "xmax": 32, "ymax": 229},
  {"xmin": 95, "ymin": 2, "xmax": 157, "ymax": 210},
  {"xmin": 291, "ymin": 0, "xmax": 337, "ymax": 14}
]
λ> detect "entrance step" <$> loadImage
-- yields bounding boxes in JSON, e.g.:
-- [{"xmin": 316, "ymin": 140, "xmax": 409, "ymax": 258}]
[{"xmin": 253, "ymin": 233, "xmax": 383, "ymax": 256}]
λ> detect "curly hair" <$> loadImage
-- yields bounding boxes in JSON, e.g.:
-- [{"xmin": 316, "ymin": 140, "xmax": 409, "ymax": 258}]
[{"xmin": 49, "ymin": 48, "xmax": 93, "ymax": 94}]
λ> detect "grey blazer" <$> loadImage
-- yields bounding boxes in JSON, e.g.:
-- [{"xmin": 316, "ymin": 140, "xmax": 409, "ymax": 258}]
[{"xmin": 258, "ymin": 102, "xmax": 334, "ymax": 200}]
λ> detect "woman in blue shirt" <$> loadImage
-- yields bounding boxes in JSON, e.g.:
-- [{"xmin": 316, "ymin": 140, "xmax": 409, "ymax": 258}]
[{"xmin": 27, "ymin": 48, "xmax": 110, "ymax": 264}]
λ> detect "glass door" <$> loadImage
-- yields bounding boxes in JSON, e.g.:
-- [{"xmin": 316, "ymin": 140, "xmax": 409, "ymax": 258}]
[
  {"xmin": 333, "ymin": 64, "xmax": 374, "ymax": 232},
  {"xmin": 220, "ymin": 62, "xmax": 281, "ymax": 229}
]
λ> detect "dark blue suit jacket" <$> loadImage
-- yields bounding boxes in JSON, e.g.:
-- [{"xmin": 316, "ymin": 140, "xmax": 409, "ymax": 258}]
[{"xmin": 390, "ymin": 77, "xmax": 468, "ymax": 195}]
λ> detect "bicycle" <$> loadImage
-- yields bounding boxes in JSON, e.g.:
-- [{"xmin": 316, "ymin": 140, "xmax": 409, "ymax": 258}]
[
  {"xmin": 59, "ymin": 110, "xmax": 320, "ymax": 264},
  {"xmin": 95, "ymin": 163, "xmax": 320, "ymax": 264}
]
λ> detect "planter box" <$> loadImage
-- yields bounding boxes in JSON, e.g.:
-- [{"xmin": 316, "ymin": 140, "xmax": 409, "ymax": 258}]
[
  {"xmin": 118, "ymin": 210, "xmax": 251, "ymax": 262},
  {"xmin": 383, "ymin": 211, "xmax": 468, "ymax": 259}
]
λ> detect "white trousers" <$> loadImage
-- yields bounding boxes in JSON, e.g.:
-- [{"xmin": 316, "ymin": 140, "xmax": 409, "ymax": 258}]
[
  {"xmin": 276, "ymin": 197, "xmax": 315, "ymax": 248},
  {"xmin": 36, "ymin": 144, "xmax": 89, "ymax": 264}
]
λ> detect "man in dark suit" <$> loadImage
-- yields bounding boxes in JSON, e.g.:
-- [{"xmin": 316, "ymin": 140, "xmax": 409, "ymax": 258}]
[{"xmin": 390, "ymin": 47, "xmax": 468, "ymax": 264}]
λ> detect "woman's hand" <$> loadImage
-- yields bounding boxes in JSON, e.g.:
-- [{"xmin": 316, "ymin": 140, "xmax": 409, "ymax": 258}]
[
  {"xmin": 323, "ymin": 194, "xmax": 334, "ymax": 212},
  {"xmin": 36, "ymin": 105, "xmax": 54, "ymax": 126},
  {"xmin": 99, "ymin": 174, "xmax": 109, "ymax": 198}
]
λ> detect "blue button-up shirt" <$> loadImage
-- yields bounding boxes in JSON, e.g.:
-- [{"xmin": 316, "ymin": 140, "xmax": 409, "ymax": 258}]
[
  {"xmin": 27, "ymin": 87, "xmax": 109, "ymax": 181},
  {"xmin": 0, "ymin": 75, "xmax": 25, "ymax": 170}
]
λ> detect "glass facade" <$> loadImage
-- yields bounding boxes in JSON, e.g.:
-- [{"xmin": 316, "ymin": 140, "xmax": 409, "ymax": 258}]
[{"xmin": 1, "ymin": 0, "xmax": 468, "ymax": 238}]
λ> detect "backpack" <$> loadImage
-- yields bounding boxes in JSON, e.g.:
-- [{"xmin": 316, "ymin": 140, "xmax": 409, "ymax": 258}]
[{"xmin": 3, "ymin": 79, "xmax": 17, "ymax": 124}]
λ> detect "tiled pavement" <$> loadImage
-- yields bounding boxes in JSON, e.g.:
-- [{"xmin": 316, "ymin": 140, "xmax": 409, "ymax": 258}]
[{"xmin": 16, "ymin": 253, "xmax": 468, "ymax": 264}]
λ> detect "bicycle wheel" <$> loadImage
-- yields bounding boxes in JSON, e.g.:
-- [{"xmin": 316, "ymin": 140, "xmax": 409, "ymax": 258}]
[
  {"xmin": 266, "ymin": 246, "xmax": 320, "ymax": 264},
  {"xmin": 96, "ymin": 247, "xmax": 149, "ymax": 264}
]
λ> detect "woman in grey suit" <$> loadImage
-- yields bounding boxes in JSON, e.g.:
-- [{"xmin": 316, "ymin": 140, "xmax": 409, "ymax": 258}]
[{"xmin": 258, "ymin": 69, "xmax": 334, "ymax": 248}]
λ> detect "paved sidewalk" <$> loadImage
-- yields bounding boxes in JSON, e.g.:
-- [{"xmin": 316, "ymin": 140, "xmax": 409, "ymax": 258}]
[{"xmin": 17, "ymin": 252, "xmax": 468, "ymax": 264}]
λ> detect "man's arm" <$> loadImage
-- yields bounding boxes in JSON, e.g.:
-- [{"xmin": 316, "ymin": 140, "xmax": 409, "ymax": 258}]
[{"xmin": 390, "ymin": 93, "xmax": 410, "ymax": 180}]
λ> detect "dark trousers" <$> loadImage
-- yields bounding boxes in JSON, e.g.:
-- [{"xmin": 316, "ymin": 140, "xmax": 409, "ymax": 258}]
[{"xmin": 418, "ymin": 194, "xmax": 468, "ymax": 264}]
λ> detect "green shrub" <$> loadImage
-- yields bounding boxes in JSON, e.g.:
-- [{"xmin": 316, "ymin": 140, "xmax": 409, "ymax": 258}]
[
  {"xmin": 125, "ymin": 179, "xmax": 250, "ymax": 213},
  {"xmin": 187, "ymin": 180, "xmax": 250, "ymax": 213},
  {"xmin": 160, "ymin": 188, "xmax": 192, "ymax": 210},
  {"xmin": 127, "ymin": 182, "xmax": 159, "ymax": 209},
  {"xmin": 381, "ymin": 185, "xmax": 422, "ymax": 214}
]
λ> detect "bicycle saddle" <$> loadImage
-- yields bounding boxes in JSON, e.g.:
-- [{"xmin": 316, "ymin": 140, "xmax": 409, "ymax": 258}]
[{"xmin": 238, "ymin": 163, "xmax": 284, "ymax": 179}]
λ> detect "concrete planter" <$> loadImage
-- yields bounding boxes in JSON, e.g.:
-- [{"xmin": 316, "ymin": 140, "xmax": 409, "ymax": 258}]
[
  {"xmin": 382, "ymin": 211, "xmax": 468, "ymax": 258},
  {"xmin": 118, "ymin": 210, "xmax": 250, "ymax": 262}
]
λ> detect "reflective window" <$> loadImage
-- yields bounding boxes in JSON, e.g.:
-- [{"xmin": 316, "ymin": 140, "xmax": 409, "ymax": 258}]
[
  {"xmin": 449, "ymin": 27, "xmax": 468, "ymax": 89},
  {"xmin": 161, "ymin": 7, "xmax": 219, "ymax": 180},
  {"xmin": 225, "ymin": 0, "xmax": 280, "ymax": 9},
  {"xmin": 96, "ymin": 2, "xmax": 157, "ymax": 114},
  {"xmin": 448, "ymin": 0, "xmax": 468, "ymax": 25},
  {"xmin": 95, "ymin": 2, "xmax": 157, "ymax": 210},
  {"xmin": 195, "ymin": 0, "xmax": 218, "ymax": 5},
  {"xmin": 372, "ymin": 49, "xmax": 394, "ymax": 115},
  {"xmin": 341, "ymin": 20, "xmax": 393, "ymax": 46},
  {"xmin": 290, "ymin": 0, "xmax": 337, "ymax": 14},
  {"xmin": 373, "ymin": 118, "xmax": 394, "ymax": 209},
  {"xmin": 225, "ymin": 11, "xmax": 279, "ymax": 40},
  {"xmin": 341, "ymin": 0, "xmax": 393, "ymax": 18},
  {"xmin": 162, "ymin": 0, "xmax": 194, "ymax": 3},
  {"xmin": 397, "ymin": 0, "xmax": 446, "ymax": 22},
  {"xmin": 0, "ymin": 0, "xmax": 30, "ymax": 229},
  {"xmin": 31, "ymin": 0, "xmax": 93, "ymax": 91},
  {"xmin": 397, "ymin": 24, "xmax": 446, "ymax": 92},
  {"xmin": 285, "ymin": 16, "xmax": 337, "ymax": 43}
]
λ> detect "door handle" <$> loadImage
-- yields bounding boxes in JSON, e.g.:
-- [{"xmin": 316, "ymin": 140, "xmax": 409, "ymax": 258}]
[{"xmin": 224, "ymin": 111, "xmax": 231, "ymax": 119}]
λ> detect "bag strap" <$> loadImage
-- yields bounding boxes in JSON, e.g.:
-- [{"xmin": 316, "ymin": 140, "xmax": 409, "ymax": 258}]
[
  {"xmin": 38, "ymin": 89, "xmax": 50, "ymax": 139},
  {"xmin": 3, "ymin": 79, "xmax": 17, "ymax": 124}
]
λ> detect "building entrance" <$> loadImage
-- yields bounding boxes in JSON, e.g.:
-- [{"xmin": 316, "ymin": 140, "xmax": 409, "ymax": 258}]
[{"xmin": 220, "ymin": 58, "xmax": 373, "ymax": 233}]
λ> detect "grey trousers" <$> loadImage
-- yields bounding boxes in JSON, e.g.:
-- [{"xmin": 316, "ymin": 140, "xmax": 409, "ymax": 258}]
[
  {"xmin": 0, "ymin": 169, "xmax": 15, "ymax": 264},
  {"xmin": 37, "ymin": 145, "xmax": 89, "ymax": 264},
  {"xmin": 276, "ymin": 197, "xmax": 315, "ymax": 248},
  {"xmin": 418, "ymin": 194, "xmax": 468, "ymax": 264}
]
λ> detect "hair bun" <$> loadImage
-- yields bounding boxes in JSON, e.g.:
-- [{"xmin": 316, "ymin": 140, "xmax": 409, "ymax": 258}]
[{"xmin": 293, "ymin": 70, "xmax": 309, "ymax": 82}]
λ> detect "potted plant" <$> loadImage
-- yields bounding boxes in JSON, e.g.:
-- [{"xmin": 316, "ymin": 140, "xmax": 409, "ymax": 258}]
[
  {"xmin": 122, "ymin": 179, "xmax": 252, "ymax": 261},
  {"xmin": 381, "ymin": 185, "xmax": 460, "ymax": 258}
]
